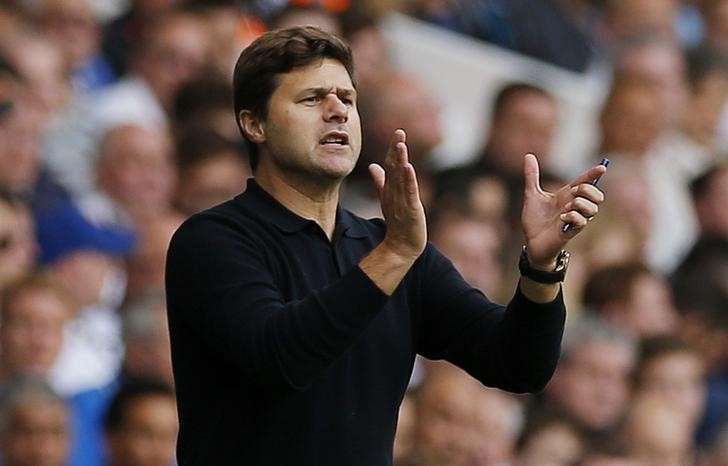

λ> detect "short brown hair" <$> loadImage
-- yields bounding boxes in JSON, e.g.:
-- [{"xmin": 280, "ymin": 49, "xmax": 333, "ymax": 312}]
[
  {"xmin": 1, "ymin": 273, "xmax": 77, "ymax": 321},
  {"xmin": 582, "ymin": 262, "xmax": 653, "ymax": 311},
  {"xmin": 232, "ymin": 26, "xmax": 355, "ymax": 170}
]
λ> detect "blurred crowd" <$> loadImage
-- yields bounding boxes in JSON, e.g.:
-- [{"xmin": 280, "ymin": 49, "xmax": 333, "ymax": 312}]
[{"xmin": 0, "ymin": 0, "xmax": 727, "ymax": 465}]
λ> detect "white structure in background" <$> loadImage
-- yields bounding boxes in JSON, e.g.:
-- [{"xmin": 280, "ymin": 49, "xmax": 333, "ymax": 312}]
[{"xmin": 380, "ymin": 13, "xmax": 609, "ymax": 178}]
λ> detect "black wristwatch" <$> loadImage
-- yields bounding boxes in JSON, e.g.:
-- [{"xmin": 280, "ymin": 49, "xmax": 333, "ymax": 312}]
[{"xmin": 518, "ymin": 246, "xmax": 570, "ymax": 284}]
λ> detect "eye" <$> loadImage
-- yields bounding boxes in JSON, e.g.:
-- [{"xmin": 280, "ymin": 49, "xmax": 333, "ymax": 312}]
[
  {"xmin": 301, "ymin": 96, "xmax": 321, "ymax": 105},
  {"xmin": 341, "ymin": 97, "xmax": 354, "ymax": 106}
]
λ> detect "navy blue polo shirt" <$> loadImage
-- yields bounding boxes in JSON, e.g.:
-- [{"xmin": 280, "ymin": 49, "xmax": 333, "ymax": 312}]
[{"xmin": 165, "ymin": 178, "xmax": 566, "ymax": 466}]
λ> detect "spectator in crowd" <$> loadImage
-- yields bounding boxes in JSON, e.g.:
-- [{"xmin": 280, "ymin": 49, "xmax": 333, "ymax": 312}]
[
  {"xmin": 43, "ymin": 9, "xmax": 208, "ymax": 197},
  {"xmin": 620, "ymin": 393, "xmax": 698, "ymax": 466},
  {"xmin": 634, "ymin": 337, "xmax": 707, "ymax": 433},
  {"xmin": 414, "ymin": 363, "xmax": 524, "ymax": 466},
  {"xmin": 0, "ymin": 196, "xmax": 37, "ymax": 293},
  {"xmin": 193, "ymin": 1, "xmax": 246, "ymax": 78},
  {"xmin": 31, "ymin": 0, "xmax": 116, "ymax": 93},
  {"xmin": 542, "ymin": 317, "xmax": 637, "ymax": 444},
  {"xmin": 0, "ymin": 274, "xmax": 74, "ymax": 384},
  {"xmin": 429, "ymin": 203, "xmax": 504, "ymax": 299},
  {"xmin": 671, "ymin": 165, "xmax": 728, "ymax": 446},
  {"xmin": 69, "ymin": 290, "xmax": 174, "ymax": 466},
  {"xmin": 661, "ymin": 49, "xmax": 728, "ymax": 175},
  {"xmin": 345, "ymin": 71, "xmax": 443, "ymax": 216},
  {"xmin": 615, "ymin": 36, "xmax": 689, "ymax": 126},
  {"xmin": 516, "ymin": 411, "xmax": 585, "ymax": 466},
  {"xmin": 173, "ymin": 129, "xmax": 250, "ymax": 217},
  {"xmin": 433, "ymin": 171, "xmax": 509, "ymax": 225},
  {"xmin": 104, "ymin": 379, "xmax": 178, "ymax": 466},
  {"xmin": 0, "ymin": 28, "xmax": 71, "ymax": 127},
  {"xmin": 172, "ymin": 77, "xmax": 241, "ymax": 145},
  {"xmin": 673, "ymin": 164, "xmax": 728, "ymax": 314},
  {"xmin": 96, "ymin": 124, "xmax": 177, "ymax": 223},
  {"xmin": 340, "ymin": 5, "xmax": 392, "ymax": 91},
  {"xmin": 101, "ymin": 0, "xmax": 185, "ymax": 76},
  {"xmin": 440, "ymin": 82, "xmax": 559, "ymax": 225},
  {"xmin": 582, "ymin": 262, "xmax": 679, "ymax": 338},
  {"xmin": 121, "ymin": 292, "xmax": 174, "ymax": 387},
  {"xmin": 475, "ymin": 83, "xmax": 558, "ymax": 185},
  {"xmin": 0, "ymin": 55, "xmax": 68, "ymax": 209},
  {"xmin": 599, "ymin": 75, "xmax": 697, "ymax": 272},
  {"xmin": 0, "ymin": 376, "xmax": 70, "ymax": 466},
  {"xmin": 35, "ymin": 202, "xmax": 134, "ymax": 396},
  {"xmin": 125, "ymin": 214, "xmax": 183, "ymax": 300}
]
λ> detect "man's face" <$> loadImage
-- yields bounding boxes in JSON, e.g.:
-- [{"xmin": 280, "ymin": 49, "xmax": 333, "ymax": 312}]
[
  {"xmin": 107, "ymin": 395, "xmax": 178, "ymax": 466},
  {"xmin": 549, "ymin": 341, "xmax": 635, "ymax": 431},
  {"xmin": 256, "ymin": 59, "xmax": 362, "ymax": 182},
  {"xmin": 0, "ymin": 399, "xmax": 69, "ymax": 466},
  {"xmin": 0, "ymin": 289, "xmax": 69, "ymax": 376},
  {"xmin": 138, "ymin": 17, "xmax": 208, "ymax": 106},
  {"xmin": 175, "ymin": 152, "xmax": 250, "ymax": 215},
  {"xmin": 99, "ymin": 126, "xmax": 176, "ymax": 219},
  {"xmin": 487, "ymin": 92, "xmax": 557, "ymax": 175},
  {"xmin": 639, "ymin": 352, "xmax": 706, "ymax": 426}
]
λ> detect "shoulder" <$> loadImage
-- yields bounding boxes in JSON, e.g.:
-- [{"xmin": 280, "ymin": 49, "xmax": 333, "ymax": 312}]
[{"xmin": 169, "ymin": 197, "xmax": 262, "ymax": 255}]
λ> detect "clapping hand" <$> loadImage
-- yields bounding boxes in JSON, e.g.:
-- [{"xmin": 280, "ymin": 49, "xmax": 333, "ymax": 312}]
[{"xmin": 368, "ymin": 129, "xmax": 427, "ymax": 263}]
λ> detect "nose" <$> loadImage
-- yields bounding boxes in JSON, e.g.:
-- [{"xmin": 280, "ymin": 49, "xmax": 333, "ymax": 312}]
[{"xmin": 323, "ymin": 94, "xmax": 348, "ymax": 123}]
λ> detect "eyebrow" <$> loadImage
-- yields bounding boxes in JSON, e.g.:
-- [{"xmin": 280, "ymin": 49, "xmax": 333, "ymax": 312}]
[{"xmin": 298, "ymin": 87, "xmax": 357, "ymax": 99}]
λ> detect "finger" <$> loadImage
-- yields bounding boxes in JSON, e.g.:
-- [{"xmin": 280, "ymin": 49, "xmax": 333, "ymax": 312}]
[
  {"xmin": 404, "ymin": 163, "xmax": 420, "ymax": 203},
  {"xmin": 368, "ymin": 163, "xmax": 385, "ymax": 199},
  {"xmin": 560, "ymin": 211, "xmax": 589, "ymax": 231},
  {"xmin": 523, "ymin": 153, "xmax": 543, "ymax": 195},
  {"xmin": 570, "ymin": 184, "xmax": 605, "ymax": 204},
  {"xmin": 563, "ymin": 197, "xmax": 598, "ymax": 218},
  {"xmin": 385, "ymin": 129, "xmax": 407, "ymax": 168},
  {"xmin": 569, "ymin": 164, "xmax": 607, "ymax": 187}
]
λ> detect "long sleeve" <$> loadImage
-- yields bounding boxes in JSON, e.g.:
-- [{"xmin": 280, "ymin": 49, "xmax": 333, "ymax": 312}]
[
  {"xmin": 165, "ymin": 214, "xmax": 389, "ymax": 392},
  {"xmin": 415, "ymin": 244, "xmax": 566, "ymax": 393}
]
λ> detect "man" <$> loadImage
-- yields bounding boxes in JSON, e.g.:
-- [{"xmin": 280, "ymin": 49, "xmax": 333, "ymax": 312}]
[
  {"xmin": 438, "ymin": 82, "xmax": 559, "ymax": 222},
  {"xmin": 0, "ymin": 376, "xmax": 70, "ymax": 466},
  {"xmin": 543, "ymin": 317, "xmax": 637, "ymax": 444},
  {"xmin": 104, "ymin": 379, "xmax": 178, "ymax": 466},
  {"xmin": 165, "ymin": 26, "xmax": 606, "ymax": 465}
]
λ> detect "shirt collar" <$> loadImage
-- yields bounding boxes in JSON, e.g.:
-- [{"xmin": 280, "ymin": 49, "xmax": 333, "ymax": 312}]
[{"xmin": 240, "ymin": 178, "xmax": 368, "ymax": 239}]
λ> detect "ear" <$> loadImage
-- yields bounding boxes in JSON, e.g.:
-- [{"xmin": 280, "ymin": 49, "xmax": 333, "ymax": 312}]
[{"xmin": 239, "ymin": 110, "xmax": 266, "ymax": 144}]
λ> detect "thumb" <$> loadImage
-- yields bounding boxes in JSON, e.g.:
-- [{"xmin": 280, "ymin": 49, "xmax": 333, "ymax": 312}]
[
  {"xmin": 368, "ymin": 163, "xmax": 385, "ymax": 200},
  {"xmin": 523, "ymin": 153, "xmax": 542, "ymax": 195}
]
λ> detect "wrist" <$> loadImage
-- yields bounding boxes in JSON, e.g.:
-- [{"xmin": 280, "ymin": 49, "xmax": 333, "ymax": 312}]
[
  {"xmin": 519, "ymin": 247, "xmax": 570, "ymax": 284},
  {"xmin": 380, "ymin": 238, "xmax": 422, "ymax": 265},
  {"xmin": 530, "ymin": 256, "xmax": 558, "ymax": 271}
]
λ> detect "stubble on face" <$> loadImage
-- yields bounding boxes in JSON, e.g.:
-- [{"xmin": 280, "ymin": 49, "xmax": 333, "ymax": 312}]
[{"xmin": 258, "ymin": 59, "xmax": 362, "ymax": 186}]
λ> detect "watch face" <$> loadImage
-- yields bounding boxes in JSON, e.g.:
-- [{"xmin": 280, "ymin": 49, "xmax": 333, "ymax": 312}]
[{"xmin": 554, "ymin": 251, "xmax": 570, "ymax": 273}]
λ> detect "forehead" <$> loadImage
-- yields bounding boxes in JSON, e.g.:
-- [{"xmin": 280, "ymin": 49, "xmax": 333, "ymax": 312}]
[{"xmin": 274, "ymin": 59, "xmax": 354, "ymax": 95}]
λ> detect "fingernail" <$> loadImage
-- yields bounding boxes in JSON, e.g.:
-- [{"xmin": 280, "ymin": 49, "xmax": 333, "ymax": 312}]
[{"xmin": 560, "ymin": 213, "xmax": 568, "ymax": 220}]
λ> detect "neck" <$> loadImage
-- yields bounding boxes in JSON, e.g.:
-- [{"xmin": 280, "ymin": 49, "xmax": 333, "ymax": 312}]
[{"xmin": 255, "ymin": 162, "xmax": 341, "ymax": 239}]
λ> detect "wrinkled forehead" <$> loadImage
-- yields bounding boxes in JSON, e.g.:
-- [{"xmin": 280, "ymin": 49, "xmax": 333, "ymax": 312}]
[{"xmin": 274, "ymin": 59, "xmax": 355, "ymax": 96}]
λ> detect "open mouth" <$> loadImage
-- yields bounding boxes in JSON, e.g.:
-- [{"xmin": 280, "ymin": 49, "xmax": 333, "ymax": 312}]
[{"xmin": 319, "ymin": 131, "xmax": 349, "ymax": 146}]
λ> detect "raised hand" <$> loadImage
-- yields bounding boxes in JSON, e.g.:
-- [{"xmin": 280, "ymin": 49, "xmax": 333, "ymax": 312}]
[
  {"xmin": 368, "ymin": 129, "xmax": 427, "ymax": 262},
  {"xmin": 521, "ymin": 154, "xmax": 606, "ymax": 269}
]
